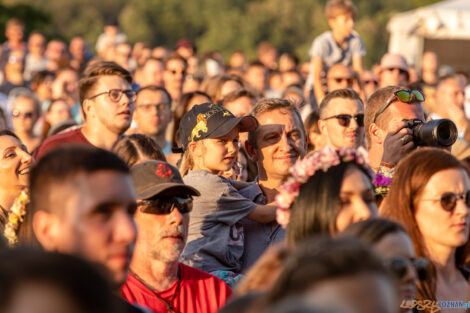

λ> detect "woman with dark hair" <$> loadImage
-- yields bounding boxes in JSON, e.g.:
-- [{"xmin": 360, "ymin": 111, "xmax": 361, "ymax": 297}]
[
  {"xmin": 201, "ymin": 74, "xmax": 245, "ymax": 104},
  {"xmin": 41, "ymin": 98, "xmax": 72, "ymax": 139},
  {"xmin": 381, "ymin": 148, "xmax": 469, "ymax": 312},
  {"xmin": 112, "ymin": 134, "xmax": 166, "ymax": 167},
  {"xmin": 276, "ymin": 146, "xmax": 377, "ymax": 247},
  {"xmin": 341, "ymin": 218, "xmax": 429, "ymax": 311},
  {"xmin": 0, "ymin": 130, "xmax": 33, "ymax": 238}
]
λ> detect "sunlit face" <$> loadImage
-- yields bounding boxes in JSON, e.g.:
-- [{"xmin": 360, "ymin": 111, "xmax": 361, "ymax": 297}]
[
  {"xmin": 328, "ymin": 13, "xmax": 355, "ymax": 40},
  {"xmin": 133, "ymin": 197, "xmax": 190, "ymax": 263},
  {"xmin": 12, "ymin": 96, "xmax": 38, "ymax": 134},
  {"xmin": 193, "ymin": 127, "xmax": 240, "ymax": 174},
  {"xmin": 335, "ymin": 166, "xmax": 377, "ymax": 232},
  {"xmin": 134, "ymin": 89, "xmax": 171, "ymax": 136},
  {"xmin": 164, "ymin": 59, "xmax": 186, "ymax": 91},
  {"xmin": 224, "ymin": 96, "xmax": 254, "ymax": 118},
  {"xmin": 220, "ymin": 80, "xmax": 243, "ymax": 100},
  {"xmin": 327, "ymin": 66, "xmax": 354, "ymax": 92},
  {"xmin": 245, "ymin": 66, "xmax": 266, "ymax": 93},
  {"xmin": 415, "ymin": 168, "xmax": 470, "ymax": 252},
  {"xmin": 436, "ymin": 78, "xmax": 465, "ymax": 109},
  {"xmin": 0, "ymin": 135, "xmax": 33, "ymax": 190},
  {"xmin": 142, "ymin": 59, "xmax": 164, "ymax": 87},
  {"xmin": 320, "ymin": 98, "xmax": 364, "ymax": 149},
  {"xmin": 250, "ymin": 109, "xmax": 306, "ymax": 181},
  {"xmin": 42, "ymin": 171, "xmax": 137, "ymax": 286},
  {"xmin": 46, "ymin": 100, "xmax": 71, "ymax": 127},
  {"xmin": 186, "ymin": 94, "xmax": 211, "ymax": 114},
  {"xmin": 87, "ymin": 75, "xmax": 134, "ymax": 135},
  {"xmin": 379, "ymin": 68, "xmax": 408, "ymax": 88}
]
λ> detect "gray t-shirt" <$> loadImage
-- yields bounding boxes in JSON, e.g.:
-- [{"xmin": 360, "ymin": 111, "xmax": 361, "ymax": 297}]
[
  {"xmin": 181, "ymin": 169, "xmax": 257, "ymax": 273},
  {"xmin": 305, "ymin": 30, "xmax": 366, "ymax": 91},
  {"xmin": 239, "ymin": 183, "xmax": 285, "ymax": 271}
]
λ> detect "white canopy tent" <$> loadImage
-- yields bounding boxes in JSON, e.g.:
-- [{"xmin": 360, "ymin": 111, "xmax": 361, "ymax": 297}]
[{"xmin": 387, "ymin": 0, "xmax": 470, "ymax": 73}]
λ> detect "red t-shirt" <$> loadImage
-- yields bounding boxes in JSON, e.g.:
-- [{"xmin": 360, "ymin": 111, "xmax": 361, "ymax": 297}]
[
  {"xmin": 122, "ymin": 263, "xmax": 232, "ymax": 313},
  {"xmin": 33, "ymin": 127, "xmax": 91, "ymax": 160}
]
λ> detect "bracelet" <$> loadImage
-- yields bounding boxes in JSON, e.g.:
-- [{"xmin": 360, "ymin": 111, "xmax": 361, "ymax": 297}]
[{"xmin": 379, "ymin": 161, "xmax": 395, "ymax": 169}]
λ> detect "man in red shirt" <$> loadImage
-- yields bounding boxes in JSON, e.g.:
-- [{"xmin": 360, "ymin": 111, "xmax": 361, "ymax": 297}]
[
  {"xmin": 122, "ymin": 160, "xmax": 232, "ymax": 313},
  {"xmin": 34, "ymin": 61, "xmax": 136, "ymax": 159}
]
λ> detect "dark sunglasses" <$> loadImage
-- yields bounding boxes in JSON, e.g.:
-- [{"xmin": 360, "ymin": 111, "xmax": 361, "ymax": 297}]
[
  {"xmin": 421, "ymin": 191, "xmax": 470, "ymax": 212},
  {"xmin": 323, "ymin": 114, "xmax": 364, "ymax": 127},
  {"xmin": 386, "ymin": 67, "xmax": 408, "ymax": 75},
  {"xmin": 169, "ymin": 69, "xmax": 186, "ymax": 76},
  {"xmin": 387, "ymin": 257, "xmax": 429, "ymax": 281},
  {"xmin": 373, "ymin": 89, "xmax": 424, "ymax": 123},
  {"xmin": 137, "ymin": 196, "xmax": 193, "ymax": 215},
  {"xmin": 88, "ymin": 89, "xmax": 136, "ymax": 102},
  {"xmin": 12, "ymin": 110, "xmax": 34, "ymax": 119}
]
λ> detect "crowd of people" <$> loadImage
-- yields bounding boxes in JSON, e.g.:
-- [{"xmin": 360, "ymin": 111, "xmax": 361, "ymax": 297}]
[{"xmin": 0, "ymin": 0, "xmax": 470, "ymax": 312}]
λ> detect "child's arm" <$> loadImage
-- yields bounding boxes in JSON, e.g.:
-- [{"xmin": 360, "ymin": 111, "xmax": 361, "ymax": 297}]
[
  {"xmin": 352, "ymin": 56, "xmax": 364, "ymax": 79},
  {"xmin": 246, "ymin": 203, "xmax": 276, "ymax": 224},
  {"xmin": 312, "ymin": 56, "xmax": 325, "ymax": 103}
]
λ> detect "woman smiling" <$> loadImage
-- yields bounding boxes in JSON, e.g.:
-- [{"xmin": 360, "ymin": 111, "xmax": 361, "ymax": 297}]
[{"xmin": 0, "ymin": 130, "xmax": 33, "ymax": 233}]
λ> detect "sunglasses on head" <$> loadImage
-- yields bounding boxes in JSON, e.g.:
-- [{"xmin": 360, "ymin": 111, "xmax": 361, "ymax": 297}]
[
  {"xmin": 12, "ymin": 110, "xmax": 34, "ymax": 119},
  {"xmin": 373, "ymin": 89, "xmax": 424, "ymax": 123},
  {"xmin": 137, "ymin": 196, "xmax": 193, "ymax": 215},
  {"xmin": 323, "ymin": 114, "xmax": 364, "ymax": 127},
  {"xmin": 421, "ymin": 191, "xmax": 470, "ymax": 212},
  {"xmin": 387, "ymin": 257, "xmax": 429, "ymax": 281}
]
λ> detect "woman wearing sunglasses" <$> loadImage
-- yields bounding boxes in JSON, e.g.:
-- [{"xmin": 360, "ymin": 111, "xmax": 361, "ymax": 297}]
[
  {"xmin": 381, "ymin": 148, "xmax": 469, "ymax": 313},
  {"xmin": 341, "ymin": 218, "xmax": 428, "ymax": 312}
]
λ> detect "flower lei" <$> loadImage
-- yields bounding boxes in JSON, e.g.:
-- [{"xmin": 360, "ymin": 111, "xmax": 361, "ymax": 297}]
[
  {"xmin": 275, "ymin": 146, "xmax": 373, "ymax": 227},
  {"xmin": 4, "ymin": 188, "xmax": 29, "ymax": 246}
]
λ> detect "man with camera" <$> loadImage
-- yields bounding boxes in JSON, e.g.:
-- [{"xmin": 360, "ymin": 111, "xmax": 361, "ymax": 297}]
[{"xmin": 364, "ymin": 86, "xmax": 457, "ymax": 171}]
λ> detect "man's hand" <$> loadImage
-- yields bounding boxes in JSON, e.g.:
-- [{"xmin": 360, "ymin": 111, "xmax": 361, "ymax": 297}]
[{"xmin": 381, "ymin": 121, "xmax": 415, "ymax": 166}]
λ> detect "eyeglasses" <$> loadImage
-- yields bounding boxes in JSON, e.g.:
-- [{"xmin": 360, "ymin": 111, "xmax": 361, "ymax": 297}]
[
  {"xmin": 136, "ymin": 103, "xmax": 169, "ymax": 112},
  {"xmin": 386, "ymin": 257, "xmax": 429, "ymax": 281},
  {"xmin": 421, "ymin": 191, "xmax": 470, "ymax": 212},
  {"xmin": 323, "ymin": 114, "xmax": 364, "ymax": 127},
  {"xmin": 137, "ymin": 196, "xmax": 193, "ymax": 215},
  {"xmin": 12, "ymin": 110, "xmax": 34, "ymax": 119},
  {"xmin": 373, "ymin": 89, "xmax": 424, "ymax": 123},
  {"xmin": 330, "ymin": 77, "xmax": 354, "ymax": 85},
  {"xmin": 88, "ymin": 89, "xmax": 136, "ymax": 102}
]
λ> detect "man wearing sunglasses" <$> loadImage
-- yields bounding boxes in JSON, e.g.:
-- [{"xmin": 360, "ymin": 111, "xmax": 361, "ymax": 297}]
[
  {"xmin": 318, "ymin": 88, "xmax": 365, "ymax": 149},
  {"xmin": 34, "ymin": 61, "xmax": 135, "ymax": 159},
  {"xmin": 365, "ymin": 86, "xmax": 425, "ymax": 171},
  {"xmin": 123, "ymin": 160, "xmax": 232, "ymax": 313},
  {"xmin": 163, "ymin": 53, "xmax": 187, "ymax": 103},
  {"xmin": 326, "ymin": 64, "xmax": 355, "ymax": 93}
]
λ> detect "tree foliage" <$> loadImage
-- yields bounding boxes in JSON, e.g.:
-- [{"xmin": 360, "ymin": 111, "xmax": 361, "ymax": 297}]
[{"xmin": 1, "ymin": 0, "xmax": 440, "ymax": 67}]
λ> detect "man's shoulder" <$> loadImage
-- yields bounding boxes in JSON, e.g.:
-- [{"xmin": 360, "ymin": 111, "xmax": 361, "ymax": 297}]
[
  {"xmin": 313, "ymin": 31, "xmax": 334, "ymax": 45},
  {"xmin": 34, "ymin": 127, "xmax": 91, "ymax": 159},
  {"xmin": 180, "ymin": 263, "xmax": 229, "ymax": 287}
]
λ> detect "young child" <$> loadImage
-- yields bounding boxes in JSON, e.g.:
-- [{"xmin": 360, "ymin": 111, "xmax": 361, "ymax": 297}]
[
  {"xmin": 308, "ymin": 0, "xmax": 365, "ymax": 102},
  {"xmin": 178, "ymin": 102, "xmax": 276, "ymax": 287}
]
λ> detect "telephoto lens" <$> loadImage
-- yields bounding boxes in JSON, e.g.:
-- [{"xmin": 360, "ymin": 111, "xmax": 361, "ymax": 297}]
[{"xmin": 409, "ymin": 119, "xmax": 458, "ymax": 147}]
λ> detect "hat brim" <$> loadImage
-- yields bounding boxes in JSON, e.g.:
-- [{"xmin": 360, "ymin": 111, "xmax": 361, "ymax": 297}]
[
  {"xmin": 137, "ymin": 182, "xmax": 200, "ymax": 199},
  {"xmin": 209, "ymin": 115, "xmax": 258, "ymax": 138}
]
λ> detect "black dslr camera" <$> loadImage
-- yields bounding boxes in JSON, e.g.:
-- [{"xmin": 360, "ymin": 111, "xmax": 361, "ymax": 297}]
[{"xmin": 403, "ymin": 118, "xmax": 458, "ymax": 147}]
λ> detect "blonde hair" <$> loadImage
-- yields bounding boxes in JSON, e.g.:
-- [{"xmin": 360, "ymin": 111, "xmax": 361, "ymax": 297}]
[{"xmin": 179, "ymin": 149, "xmax": 195, "ymax": 177}]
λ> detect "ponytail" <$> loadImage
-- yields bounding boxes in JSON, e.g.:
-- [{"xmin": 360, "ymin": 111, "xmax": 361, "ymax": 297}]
[{"xmin": 179, "ymin": 149, "xmax": 195, "ymax": 177}]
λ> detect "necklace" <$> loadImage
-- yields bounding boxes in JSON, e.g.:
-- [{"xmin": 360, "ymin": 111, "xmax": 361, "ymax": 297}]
[{"xmin": 129, "ymin": 266, "xmax": 181, "ymax": 313}]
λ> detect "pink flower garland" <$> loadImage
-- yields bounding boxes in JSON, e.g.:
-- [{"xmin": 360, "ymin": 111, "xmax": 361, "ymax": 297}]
[{"xmin": 275, "ymin": 146, "xmax": 373, "ymax": 228}]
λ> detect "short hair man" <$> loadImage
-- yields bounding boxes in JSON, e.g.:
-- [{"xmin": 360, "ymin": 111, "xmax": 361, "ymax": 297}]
[
  {"xmin": 133, "ymin": 86, "xmax": 173, "ymax": 154},
  {"xmin": 163, "ymin": 53, "xmax": 187, "ymax": 103},
  {"xmin": 27, "ymin": 145, "xmax": 137, "ymax": 288},
  {"xmin": 378, "ymin": 53, "xmax": 409, "ymax": 88},
  {"xmin": 242, "ymin": 98, "xmax": 307, "ymax": 269},
  {"xmin": 220, "ymin": 88, "xmax": 256, "ymax": 118},
  {"xmin": 137, "ymin": 57, "xmax": 165, "ymax": 87},
  {"xmin": 122, "ymin": 160, "xmax": 232, "ymax": 313},
  {"xmin": 245, "ymin": 61, "xmax": 267, "ymax": 96},
  {"xmin": 318, "ymin": 89, "xmax": 364, "ymax": 149},
  {"xmin": 34, "ymin": 61, "xmax": 135, "ymax": 159},
  {"xmin": 364, "ymin": 86, "xmax": 425, "ymax": 170},
  {"xmin": 326, "ymin": 64, "xmax": 355, "ymax": 92},
  {"xmin": 256, "ymin": 41, "xmax": 277, "ymax": 70},
  {"xmin": 113, "ymin": 42, "xmax": 132, "ymax": 71}
]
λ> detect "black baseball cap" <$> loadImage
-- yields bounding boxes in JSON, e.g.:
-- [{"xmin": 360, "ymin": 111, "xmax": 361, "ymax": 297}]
[
  {"xmin": 178, "ymin": 102, "xmax": 258, "ymax": 151},
  {"xmin": 131, "ymin": 160, "xmax": 200, "ymax": 199}
]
